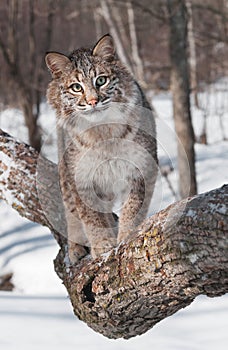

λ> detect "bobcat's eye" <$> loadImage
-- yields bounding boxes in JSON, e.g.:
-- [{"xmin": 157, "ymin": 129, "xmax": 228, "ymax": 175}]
[
  {"xmin": 95, "ymin": 76, "xmax": 108, "ymax": 87},
  {"xmin": 70, "ymin": 83, "xmax": 83, "ymax": 93}
]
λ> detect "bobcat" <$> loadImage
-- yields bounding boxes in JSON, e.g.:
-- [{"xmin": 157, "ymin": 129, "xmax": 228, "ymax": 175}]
[{"xmin": 45, "ymin": 34, "xmax": 158, "ymax": 264}]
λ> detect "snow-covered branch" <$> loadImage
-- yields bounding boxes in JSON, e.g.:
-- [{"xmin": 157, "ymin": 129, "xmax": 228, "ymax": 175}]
[
  {"xmin": 0, "ymin": 129, "xmax": 66, "ymax": 246},
  {"xmin": 0, "ymin": 128, "xmax": 227, "ymax": 339}
]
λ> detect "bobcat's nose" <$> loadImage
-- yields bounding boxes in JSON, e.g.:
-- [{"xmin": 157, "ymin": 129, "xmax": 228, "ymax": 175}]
[{"xmin": 88, "ymin": 98, "xmax": 98, "ymax": 107}]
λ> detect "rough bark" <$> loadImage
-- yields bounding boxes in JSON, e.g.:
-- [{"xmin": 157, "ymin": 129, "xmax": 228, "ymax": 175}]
[
  {"xmin": 0, "ymin": 129, "xmax": 66, "ymax": 246},
  {"xmin": 167, "ymin": 0, "xmax": 197, "ymax": 198},
  {"xmin": 0, "ymin": 128, "xmax": 227, "ymax": 339}
]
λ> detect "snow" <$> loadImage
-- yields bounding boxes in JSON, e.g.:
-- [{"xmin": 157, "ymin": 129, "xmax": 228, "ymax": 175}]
[
  {"xmin": 0, "ymin": 86, "xmax": 228, "ymax": 349},
  {"xmin": 0, "ymin": 290, "xmax": 227, "ymax": 350},
  {"xmin": 188, "ymin": 253, "xmax": 198, "ymax": 264}
]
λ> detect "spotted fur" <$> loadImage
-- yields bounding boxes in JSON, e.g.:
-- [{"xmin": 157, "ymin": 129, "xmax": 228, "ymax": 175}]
[{"xmin": 45, "ymin": 34, "xmax": 158, "ymax": 264}]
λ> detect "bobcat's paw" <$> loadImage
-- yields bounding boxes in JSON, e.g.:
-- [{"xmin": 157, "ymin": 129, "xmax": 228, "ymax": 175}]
[
  {"xmin": 68, "ymin": 243, "xmax": 88, "ymax": 265},
  {"xmin": 91, "ymin": 239, "xmax": 116, "ymax": 259}
]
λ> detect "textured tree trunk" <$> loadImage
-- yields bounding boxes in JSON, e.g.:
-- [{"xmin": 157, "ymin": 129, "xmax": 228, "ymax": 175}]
[
  {"xmin": 0, "ymin": 273, "xmax": 14, "ymax": 291},
  {"xmin": 186, "ymin": 0, "xmax": 199, "ymax": 107},
  {"xmin": 0, "ymin": 0, "xmax": 55, "ymax": 152},
  {"xmin": 0, "ymin": 129, "xmax": 66, "ymax": 246},
  {"xmin": 0, "ymin": 1, "xmax": 42, "ymax": 152},
  {"xmin": 167, "ymin": 0, "xmax": 197, "ymax": 198},
  {"xmin": 127, "ymin": 1, "xmax": 145, "ymax": 84},
  {"xmin": 21, "ymin": 94, "xmax": 42, "ymax": 152},
  {"xmin": 94, "ymin": 9, "xmax": 102, "ymax": 40},
  {"xmin": 0, "ymin": 128, "xmax": 227, "ymax": 339},
  {"xmin": 100, "ymin": 0, "xmax": 133, "ymax": 71}
]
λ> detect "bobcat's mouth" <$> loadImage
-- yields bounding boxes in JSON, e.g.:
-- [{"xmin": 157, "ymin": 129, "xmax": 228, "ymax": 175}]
[
  {"xmin": 83, "ymin": 103, "xmax": 110, "ymax": 114},
  {"xmin": 79, "ymin": 103, "xmax": 114, "ymax": 123}
]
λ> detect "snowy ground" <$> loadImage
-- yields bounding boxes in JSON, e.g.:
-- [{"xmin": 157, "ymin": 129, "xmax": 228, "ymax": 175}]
[
  {"xmin": 0, "ymin": 85, "xmax": 228, "ymax": 349},
  {"xmin": 0, "ymin": 291, "xmax": 227, "ymax": 350}
]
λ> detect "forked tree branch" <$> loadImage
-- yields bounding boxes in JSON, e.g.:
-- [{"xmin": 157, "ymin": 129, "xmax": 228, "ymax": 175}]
[{"xmin": 0, "ymin": 128, "xmax": 227, "ymax": 339}]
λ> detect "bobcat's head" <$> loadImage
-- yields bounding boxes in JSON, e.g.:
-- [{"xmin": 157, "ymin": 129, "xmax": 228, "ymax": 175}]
[{"xmin": 45, "ymin": 34, "xmax": 136, "ymax": 125}]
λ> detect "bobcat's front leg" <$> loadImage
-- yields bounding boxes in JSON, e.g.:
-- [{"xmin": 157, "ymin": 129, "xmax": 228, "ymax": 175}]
[
  {"xmin": 117, "ymin": 176, "xmax": 154, "ymax": 243},
  {"xmin": 59, "ymin": 157, "xmax": 88, "ymax": 265}
]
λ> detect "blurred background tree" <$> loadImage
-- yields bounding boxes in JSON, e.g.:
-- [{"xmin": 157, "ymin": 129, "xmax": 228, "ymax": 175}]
[{"xmin": 0, "ymin": 0, "xmax": 227, "ymax": 197}]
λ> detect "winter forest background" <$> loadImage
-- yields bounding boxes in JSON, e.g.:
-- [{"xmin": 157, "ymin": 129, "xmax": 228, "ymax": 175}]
[
  {"xmin": 0, "ymin": 0, "xmax": 227, "ymax": 151},
  {"xmin": 0, "ymin": 1, "xmax": 227, "ymax": 349}
]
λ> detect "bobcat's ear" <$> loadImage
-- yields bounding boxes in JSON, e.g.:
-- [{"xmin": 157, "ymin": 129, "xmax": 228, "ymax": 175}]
[
  {"xmin": 92, "ymin": 34, "xmax": 115, "ymax": 61},
  {"xmin": 45, "ymin": 52, "xmax": 71, "ymax": 77}
]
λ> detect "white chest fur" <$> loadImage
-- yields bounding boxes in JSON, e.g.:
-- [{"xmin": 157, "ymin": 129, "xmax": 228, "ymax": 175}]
[
  {"xmin": 69, "ymin": 104, "xmax": 154, "ymax": 210},
  {"xmin": 74, "ymin": 138, "xmax": 149, "ymax": 200}
]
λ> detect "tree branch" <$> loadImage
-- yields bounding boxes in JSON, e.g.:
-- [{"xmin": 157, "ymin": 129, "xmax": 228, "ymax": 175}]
[
  {"xmin": 0, "ymin": 128, "xmax": 227, "ymax": 339},
  {"xmin": 0, "ymin": 129, "xmax": 66, "ymax": 246},
  {"xmin": 193, "ymin": 3, "xmax": 228, "ymax": 21}
]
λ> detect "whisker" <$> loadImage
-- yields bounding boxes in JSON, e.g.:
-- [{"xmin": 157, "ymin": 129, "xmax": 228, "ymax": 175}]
[{"xmin": 102, "ymin": 98, "xmax": 111, "ymax": 105}]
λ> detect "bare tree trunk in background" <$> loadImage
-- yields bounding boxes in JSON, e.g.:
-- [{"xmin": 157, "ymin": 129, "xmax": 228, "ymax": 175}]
[
  {"xmin": 26, "ymin": 0, "xmax": 55, "ymax": 152},
  {"xmin": 0, "ymin": 0, "xmax": 42, "ymax": 151},
  {"xmin": 167, "ymin": 0, "xmax": 197, "ymax": 198},
  {"xmin": 21, "ymin": 93, "xmax": 42, "ymax": 151},
  {"xmin": 0, "ymin": 0, "xmax": 56, "ymax": 152},
  {"xmin": 100, "ymin": 0, "xmax": 145, "ymax": 84},
  {"xmin": 111, "ymin": 3, "xmax": 129, "ymax": 47},
  {"xmin": 100, "ymin": 0, "xmax": 132, "ymax": 71},
  {"xmin": 127, "ymin": 1, "xmax": 145, "ymax": 85},
  {"xmin": 7, "ymin": 0, "xmax": 18, "ymax": 65},
  {"xmin": 222, "ymin": 0, "xmax": 228, "ymax": 39},
  {"xmin": 186, "ymin": 0, "xmax": 199, "ymax": 108},
  {"xmin": 18, "ymin": 0, "xmax": 42, "ymax": 151},
  {"xmin": 94, "ymin": 9, "xmax": 102, "ymax": 40}
]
